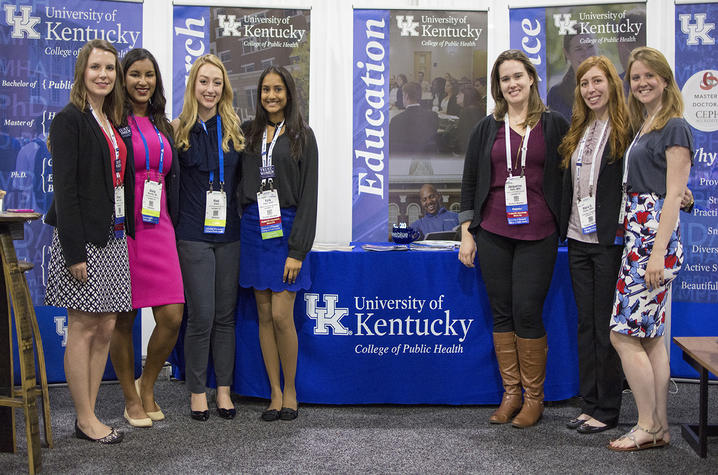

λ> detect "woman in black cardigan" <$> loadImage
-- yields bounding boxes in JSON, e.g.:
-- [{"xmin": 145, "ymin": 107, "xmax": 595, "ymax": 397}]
[
  {"xmin": 44, "ymin": 39, "xmax": 134, "ymax": 444},
  {"xmin": 557, "ymin": 56, "xmax": 631, "ymax": 434},
  {"xmin": 459, "ymin": 50, "xmax": 568, "ymax": 428}
]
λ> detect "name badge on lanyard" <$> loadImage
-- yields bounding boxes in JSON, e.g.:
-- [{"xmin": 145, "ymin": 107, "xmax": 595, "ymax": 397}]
[
  {"xmin": 132, "ymin": 116, "xmax": 165, "ymax": 224},
  {"xmin": 203, "ymin": 116, "xmax": 227, "ymax": 234},
  {"xmin": 258, "ymin": 121, "xmax": 285, "ymax": 240},
  {"xmin": 503, "ymin": 115, "xmax": 531, "ymax": 225},
  {"xmin": 92, "ymin": 106, "xmax": 125, "ymax": 238},
  {"xmin": 575, "ymin": 120, "xmax": 608, "ymax": 235}
]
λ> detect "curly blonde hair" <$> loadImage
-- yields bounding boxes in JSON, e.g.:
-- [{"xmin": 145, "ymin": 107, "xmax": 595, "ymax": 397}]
[{"xmin": 175, "ymin": 54, "xmax": 244, "ymax": 152}]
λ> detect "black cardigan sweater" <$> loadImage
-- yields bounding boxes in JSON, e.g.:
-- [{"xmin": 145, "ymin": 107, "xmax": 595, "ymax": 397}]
[
  {"xmin": 559, "ymin": 143, "xmax": 623, "ymax": 246},
  {"xmin": 116, "ymin": 120, "xmax": 181, "ymax": 227},
  {"xmin": 45, "ymin": 103, "xmax": 135, "ymax": 266},
  {"xmin": 459, "ymin": 111, "xmax": 569, "ymax": 233}
]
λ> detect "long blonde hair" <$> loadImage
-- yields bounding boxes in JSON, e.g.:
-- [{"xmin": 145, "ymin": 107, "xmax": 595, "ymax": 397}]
[
  {"xmin": 490, "ymin": 49, "xmax": 546, "ymax": 128},
  {"xmin": 558, "ymin": 56, "xmax": 631, "ymax": 168},
  {"xmin": 70, "ymin": 39, "xmax": 124, "ymax": 125},
  {"xmin": 175, "ymin": 54, "xmax": 244, "ymax": 152},
  {"xmin": 625, "ymin": 47, "xmax": 684, "ymax": 134}
]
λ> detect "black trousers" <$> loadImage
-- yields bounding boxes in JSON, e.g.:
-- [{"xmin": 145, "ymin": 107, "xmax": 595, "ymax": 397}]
[
  {"xmin": 476, "ymin": 228, "xmax": 558, "ymax": 339},
  {"xmin": 567, "ymin": 238, "xmax": 623, "ymax": 425}
]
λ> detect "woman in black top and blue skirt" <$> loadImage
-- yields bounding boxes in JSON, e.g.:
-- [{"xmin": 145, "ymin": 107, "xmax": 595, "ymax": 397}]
[{"xmin": 239, "ymin": 66, "xmax": 318, "ymax": 421}]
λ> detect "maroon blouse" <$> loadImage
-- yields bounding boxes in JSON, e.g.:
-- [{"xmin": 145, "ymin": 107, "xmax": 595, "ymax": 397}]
[{"xmin": 480, "ymin": 120, "xmax": 556, "ymax": 240}]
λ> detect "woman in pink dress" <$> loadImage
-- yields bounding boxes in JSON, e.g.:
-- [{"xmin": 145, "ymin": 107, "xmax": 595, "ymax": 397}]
[{"xmin": 109, "ymin": 48, "xmax": 184, "ymax": 427}]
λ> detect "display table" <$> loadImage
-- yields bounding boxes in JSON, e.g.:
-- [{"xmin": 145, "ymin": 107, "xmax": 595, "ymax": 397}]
[
  {"xmin": 673, "ymin": 336, "xmax": 718, "ymax": 458},
  {"xmin": 172, "ymin": 246, "xmax": 579, "ymax": 404}
]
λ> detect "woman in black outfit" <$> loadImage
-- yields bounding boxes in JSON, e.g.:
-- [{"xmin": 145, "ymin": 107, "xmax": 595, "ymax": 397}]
[
  {"xmin": 459, "ymin": 50, "xmax": 568, "ymax": 428},
  {"xmin": 239, "ymin": 66, "xmax": 318, "ymax": 422},
  {"xmin": 45, "ymin": 39, "xmax": 134, "ymax": 444},
  {"xmin": 557, "ymin": 56, "xmax": 630, "ymax": 434}
]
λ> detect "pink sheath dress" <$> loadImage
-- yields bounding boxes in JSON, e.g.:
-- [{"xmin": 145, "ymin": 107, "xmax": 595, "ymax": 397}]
[{"xmin": 127, "ymin": 116, "xmax": 184, "ymax": 309}]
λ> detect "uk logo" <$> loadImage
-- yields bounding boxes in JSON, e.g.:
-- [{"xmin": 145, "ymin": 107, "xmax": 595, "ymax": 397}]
[
  {"xmin": 396, "ymin": 15, "xmax": 419, "ymax": 37},
  {"xmin": 3, "ymin": 5, "xmax": 41, "ymax": 39},
  {"xmin": 679, "ymin": 13, "xmax": 715, "ymax": 45},
  {"xmin": 553, "ymin": 13, "xmax": 577, "ymax": 36},
  {"xmin": 305, "ymin": 293, "xmax": 350, "ymax": 336},
  {"xmin": 54, "ymin": 316, "xmax": 67, "ymax": 347},
  {"xmin": 217, "ymin": 14, "xmax": 241, "ymax": 37}
]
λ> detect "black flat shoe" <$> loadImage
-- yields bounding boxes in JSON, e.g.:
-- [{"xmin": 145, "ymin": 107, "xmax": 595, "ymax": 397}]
[
  {"xmin": 279, "ymin": 407, "xmax": 298, "ymax": 421},
  {"xmin": 577, "ymin": 421, "xmax": 616, "ymax": 434},
  {"xmin": 261, "ymin": 409, "xmax": 280, "ymax": 421},
  {"xmin": 75, "ymin": 419, "xmax": 124, "ymax": 444},
  {"xmin": 217, "ymin": 407, "xmax": 236, "ymax": 420},
  {"xmin": 566, "ymin": 417, "xmax": 589, "ymax": 430},
  {"xmin": 190, "ymin": 410, "xmax": 209, "ymax": 421}
]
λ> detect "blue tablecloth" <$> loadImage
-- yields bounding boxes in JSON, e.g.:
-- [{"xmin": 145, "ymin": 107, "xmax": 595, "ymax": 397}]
[{"xmin": 171, "ymin": 246, "xmax": 579, "ymax": 404}]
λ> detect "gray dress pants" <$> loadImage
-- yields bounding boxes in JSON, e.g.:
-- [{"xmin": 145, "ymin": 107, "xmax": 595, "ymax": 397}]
[{"xmin": 178, "ymin": 239, "xmax": 241, "ymax": 393}]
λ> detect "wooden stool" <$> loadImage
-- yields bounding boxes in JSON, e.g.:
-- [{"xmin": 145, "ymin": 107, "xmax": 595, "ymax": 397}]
[{"xmin": 0, "ymin": 214, "xmax": 52, "ymax": 474}]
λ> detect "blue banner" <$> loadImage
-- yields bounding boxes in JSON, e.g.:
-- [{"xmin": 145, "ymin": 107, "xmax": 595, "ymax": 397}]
[
  {"xmin": 671, "ymin": 3, "xmax": 718, "ymax": 380},
  {"xmin": 674, "ymin": 3, "xmax": 718, "ymax": 304},
  {"xmin": 172, "ymin": 6, "xmax": 311, "ymax": 122},
  {"xmin": 0, "ymin": 0, "xmax": 142, "ymax": 306},
  {"xmin": 352, "ymin": 9, "xmax": 488, "ymax": 242},
  {"xmin": 509, "ymin": 8, "xmax": 548, "ymax": 103},
  {"xmin": 172, "ymin": 5, "xmax": 209, "ymax": 119},
  {"xmin": 352, "ymin": 10, "xmax": 390, "ymax": 242},
  {"xmin": 0, "ymin": 0, "xmax": 142, "ymax": 381}
]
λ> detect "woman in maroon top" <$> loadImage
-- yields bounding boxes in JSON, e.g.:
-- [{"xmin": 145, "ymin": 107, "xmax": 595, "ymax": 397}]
[{"xmin": 459, "ymin": 50, "xmax": 568, "ymax": 428}]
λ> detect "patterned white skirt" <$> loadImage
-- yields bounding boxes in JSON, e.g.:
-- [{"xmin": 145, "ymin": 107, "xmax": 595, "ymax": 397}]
[
  {"xmin": 609, "ymin": 193, "xmax": 683, "ymax": 338},
  {"xmin": 44, "ymin": 227, "xmax": 132, "ymax": 313}
]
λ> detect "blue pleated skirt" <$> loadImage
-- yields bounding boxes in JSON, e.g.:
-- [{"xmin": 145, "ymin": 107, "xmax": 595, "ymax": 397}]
[{"xmin": 239, "ymin": 203, "xmax": 312, "ymax": 292}]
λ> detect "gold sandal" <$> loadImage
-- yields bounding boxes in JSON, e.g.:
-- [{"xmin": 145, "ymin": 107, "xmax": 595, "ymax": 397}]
[{"xmin": 608, "ymin": 424, "xmax": 667, "ymax": 452}]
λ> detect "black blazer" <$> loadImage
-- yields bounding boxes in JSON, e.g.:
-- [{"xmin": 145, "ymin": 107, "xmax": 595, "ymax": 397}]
[
  {"xmin": 559, "ymin": 143, "xmax": 623, "ymax": 246},
  {"xmin": 117, "ymin": 120, "xmax": 180, "ymax": 227},
  {"xmin": 45, "ymin": 103, "xmax": 135, "ymax": 266},
  {"xmin": 459, "ymin": 110, "xmax": 569, "ymax": 233}
]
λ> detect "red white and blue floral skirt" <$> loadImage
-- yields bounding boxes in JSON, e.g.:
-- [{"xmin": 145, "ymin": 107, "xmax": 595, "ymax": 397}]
[{"xmin": 609, "ymin": 193, "xmax": 683, "ymax": 338}]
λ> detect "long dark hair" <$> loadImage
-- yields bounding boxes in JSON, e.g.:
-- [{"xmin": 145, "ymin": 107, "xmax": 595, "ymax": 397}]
[
  {"xmin": 120, "ymin": 48, "xmax": 173, "ymax": 141},
  {"xmin": 246, "ymin": 65, "xmax": 307, "ymax": 159}
]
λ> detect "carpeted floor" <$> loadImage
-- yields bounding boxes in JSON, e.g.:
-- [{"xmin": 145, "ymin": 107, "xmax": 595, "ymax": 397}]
[{"xmin": 2, "ymin": 379, "xmax": 717, "ymax": 474}]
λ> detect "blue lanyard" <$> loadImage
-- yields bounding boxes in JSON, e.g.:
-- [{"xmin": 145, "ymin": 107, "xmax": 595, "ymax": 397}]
[
  {"xmin": 131, "ymin": 116, "xmax": 165, "ymax": 178},
  {"xmin": 199, "ymin": 116, "xmax": 224, "ymax": 191}
]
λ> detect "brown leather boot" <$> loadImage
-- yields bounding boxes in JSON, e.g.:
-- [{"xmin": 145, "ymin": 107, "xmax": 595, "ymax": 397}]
[
  {"xmin": 511, "ymin": 335, "xmax": 548, "ymax": 428},
  {"xmin": 489, "ymin": 331, "xmax": 522, "ymax": 424}
]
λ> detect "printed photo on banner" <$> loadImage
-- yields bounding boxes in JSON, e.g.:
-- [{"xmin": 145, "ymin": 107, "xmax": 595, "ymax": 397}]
[
  {"xmin": 546, "ymin": 3, "xmax": 646, "ymax": 120},
  {"xmin": 172, "ymin": 6, "xmax": 310, "ymax": 121},
  {"xmin": 351, "ymin": 9, "xmax": 487, "ymax": 241},
  {"xmin": 674, "ymin": 3, "xmax": 718, "ymax": 303},
  {"xmin": 510, "ymin": 3, "xmax": 645, "ymax": 121},
  {"xmin": 0, "ymin": 0, "xmax": 142, "ymax": 304}
]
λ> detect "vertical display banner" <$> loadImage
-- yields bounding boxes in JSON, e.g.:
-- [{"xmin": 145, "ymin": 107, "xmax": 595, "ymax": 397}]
[
  {"xmin": 0, "ymin": 0, "xmax": 142, "ymax": 382},
  {"xmin": 510, "ymin": 3, "xmax": 646, "ymax": 121},
  {"xmin": 172, "ymin": 6, "xmax": 311, "ymax": 122},
  {"xmin": 352, "ymin": 9, "xmax": 488, "ymax": 241},
  {"xmin": 672, "ymin": 3, "xmax": 718, "ymax": 378}
]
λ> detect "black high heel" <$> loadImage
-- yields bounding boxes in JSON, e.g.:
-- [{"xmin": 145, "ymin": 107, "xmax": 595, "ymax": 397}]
[{"xmin": 190, "ymin": 410, "xmax": 209, "ymax": 421}]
